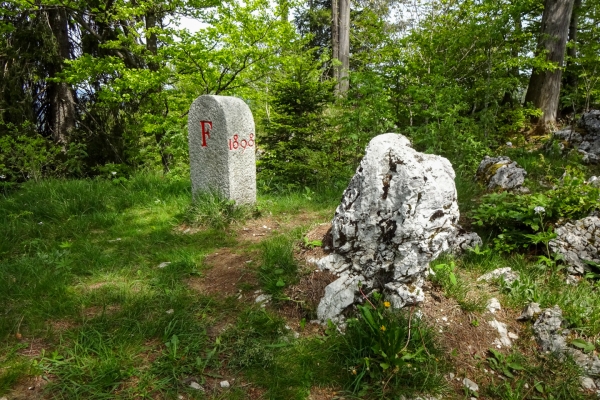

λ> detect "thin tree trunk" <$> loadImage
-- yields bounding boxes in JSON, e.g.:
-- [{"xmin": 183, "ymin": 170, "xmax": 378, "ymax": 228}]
[
  {"xmin": 47, "ymin": 7, "xmax": 77, "ymax": 149},
  {"xmin": 146, "ymin": 8, "xmax": 171, "ymax": 173},
  {"xmin": 524, "ymin": 0, "xmax": 575, "ymax": 130},
  {"xmin": 564, "ymin": 0, "xmax": 581, "ymax": 90},
  {"xmin": 332, "ymin": 0, "xmax": 340, "ymax": 93},
  {"xmin": 338, "ymin": 0, "xmax": 350, "ymax": 96}
]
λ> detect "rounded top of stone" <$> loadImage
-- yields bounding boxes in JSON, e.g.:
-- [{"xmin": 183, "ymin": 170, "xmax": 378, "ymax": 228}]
[
  {"xmin": 192, "ymin": 94, "xmax": 250, "ymax": 109},
  {"xmin": 367, "ymin": 133, "xmax": 412, "ymax": 148}
]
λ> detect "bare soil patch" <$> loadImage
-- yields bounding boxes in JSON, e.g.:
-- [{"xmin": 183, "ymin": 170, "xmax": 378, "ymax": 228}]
[
  {"xmin": 6, "ymin": 375, "xmax": 52, "ymax": 400},
  {"xmin": 308, "ymin": 386, "xmax": 339, "ymax": 400},
  {"xmin": 420, "ymin": 281, "xmax": 524, "ymax": 394},
  {"xmin": 237, "ymin": 216, "xmax": 281, "ymax": 243},
  {"xmin": 173, "ymin": 223, "xmax": 204, "ymax": 235},
  {"xmin": 83, "ymin": 304, "xmax": 122, "ymax": 318},
  {"xmin": 17, "ymin": 337, "xmax": 50, "ymax": 358},
  {"xmin": 188, "ymin": 248, "xmax": 259, "ymax": 298}
]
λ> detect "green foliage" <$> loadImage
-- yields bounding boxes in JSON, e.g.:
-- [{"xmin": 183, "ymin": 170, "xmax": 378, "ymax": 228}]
[
  {"xmin": 487, "ymin": 349, "xmax": 526, "ymax": 379},
  {"xmin": 473, "ymin": 169, "xmax": 600, "ymax": 252},
  {"xmin": 225, "ymin": 309, "xmax": 287, "ymax": 369},
  {"xmin": 185, "ymin": 189, "xmax": 249, "ymax": 230},
  {"xmin": 431, "ymin": 260, "xmax": 488, "ymax": 312},
  {"xmin": 258, "ymin": 234, "xmax": 299, "ymax": 296},
  {"xmin": 259, "ymin": 46, "xmax": 338, "ymax": 186},
  {"xmin": 333, "ymin": 292, "xmax": 445, "ymax": 397}
]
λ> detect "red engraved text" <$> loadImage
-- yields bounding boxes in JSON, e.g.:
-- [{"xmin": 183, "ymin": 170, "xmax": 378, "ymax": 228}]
[
  {"xmin": 229, "ymin": 133, "xmax": 255, "ymax": 152},
  {"xmin": 200, "ymin": 120, "xmax": 212, "ymax": 147}
]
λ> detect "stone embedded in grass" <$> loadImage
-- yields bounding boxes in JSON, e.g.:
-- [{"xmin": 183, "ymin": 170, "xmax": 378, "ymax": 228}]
[
  {"xmin": 462, "ymin": 377, "xmax": 479, "ymax": 392},
  {"xmin": 219, "ymin": 380, "xmax": 230, "ymax": 388},
  {"xmin": 551, "ymin": 110, "xmax": 600, "ymax": 164},
  {"xmin": 315, "ymin": 133, "xmax": 459, "ymax": 322},
  {"xmin": 188, "ymin": 95, "xmax": 256, "ymax": 205},
  {"xmin": 533, "ymin": 305, "xmax": 600, "ymax": 385},
  {"xmin": 486, "ymin": 297, "xmax": 501, "ymax": 314},
  {"xmin": 533, "ymin": 306, "xmax": 568, "ymax": 354},
  {"xmin": 516, "ymin": 302, "xmax": 541, "ymax": 321},
  {"xmin": 475, "ymin": 156, "xmax": 527, "ymax": 191},
  {"xmin": 449, "ymin": 226, "xmax": 482, "ymax": 254},
  {"xmin": 549, "ymin": 215, "xmax": 600, "ymax": 275},
  {"xmin": 488, "ymin": 319, "xmax": 515, "ymax": 348},
  {"xmin": 580, "ymin": 376, "xmax": 597, "ymax": 391},
  {"xmin": 477, "ymin": 267, "xmax": 519, "ymax": 284},
  {"xmin": 157, "ymin": 262, "xmax": 171, "ymax": 269},
  {"xmin": 254, "ymin": 294, "xmax": 272, "ymax": 304}
]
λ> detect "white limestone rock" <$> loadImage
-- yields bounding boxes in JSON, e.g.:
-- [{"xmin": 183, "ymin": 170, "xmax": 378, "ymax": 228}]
[
  {"xmin": 548, "ymin": 216, "xmax": 600, "ymax": 274},
  {"xmin": 475, "ymin": 156, "xmax": 527, "ymax": 191},
  {"xmin": 316, "ymin": 133, "xmax": 459, "ymax": 322},
  {"xmin": 477, "ymin": 267, "xmax": 519, "ymax": 285},
  {"xmin": 489, "ymin": 319, "xmax": 513, "ymax": 348},
  {"xmin": 449, "ymin": 226, "xmax": 483, "ymax": 254},
  {"xmin": 486, "ymin": 297, "xmax": 502, "ymax": 314},
  {"xmin": 516, "ymin": 302, "xmax": 542, "ymax": 321},
  {"xmin": 462, "ymin": 378, "xmax": 479, "ymax": 392},
  {"xmin": 188, "ymin": 95, "xmax": 256, "ymax": 204},
  {"xmin": 533, "ymin": 306, "xmax": 568, "ymax": 353}
]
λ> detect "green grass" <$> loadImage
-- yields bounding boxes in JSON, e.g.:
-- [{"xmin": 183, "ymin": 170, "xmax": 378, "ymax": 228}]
[{"xmin": 2, "ymin": 169, "xmax": 599, "ymax": 399}]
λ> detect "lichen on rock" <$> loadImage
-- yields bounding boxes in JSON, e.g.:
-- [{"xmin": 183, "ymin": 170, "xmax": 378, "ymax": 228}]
[{"xmin": 475, "ymin": 156, "xmax": 527, "ymax": 191}]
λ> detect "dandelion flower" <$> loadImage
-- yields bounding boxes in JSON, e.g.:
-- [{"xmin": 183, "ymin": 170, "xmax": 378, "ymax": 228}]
[
  {"xmin": 380, "ymin": 325, "xmax": 386, "ymax": 332},
  {"xmin": 384, "ymin": 301, "xmax": 391, "ymax": 308},
  {"xmin": 534, "ymin": 206, "xmax": 545, "ymax": 214}
]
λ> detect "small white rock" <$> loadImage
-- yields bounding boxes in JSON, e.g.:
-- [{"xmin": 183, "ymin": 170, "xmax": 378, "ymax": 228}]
[
  {"xmin": 255, "ymin": 294, "xmax": 272, "ymax": 304},
  {"xmin": 166, "ymin": 309, "xmax": 174, "ymax": 314},
  {"xmin": 581, "ymin": 376, "xmax": 597, "ymax": 390},
  {"xmin": 448, "ymin": 372, "xmax": 455, "ymax": 380},
  {"xmin": 189, "ymin": 381, "xmax": 203, "ymax": 390},
  {"xmin": 463, "ymin": 377, "xmax": 479, "ymax": 392},
  {"xmin": 158, "ymin": 262, "xmax": 171, "ymax": 268},
  {"xmin": 487, "ymin": 297, "xmax": 502, "ymax": 314},
  {"xmin": 566, "ymin": 275, "xmax": 579, "ymax": 285},
  {"xmin": 220, "ymin": 380, "xmax": 230, "ymax": 388}
]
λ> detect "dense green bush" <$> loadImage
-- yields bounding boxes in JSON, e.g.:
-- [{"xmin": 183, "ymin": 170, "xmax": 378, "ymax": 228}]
[{"xmin": 473, "ymin": 169, "xmax": 600, "ymax": 252}]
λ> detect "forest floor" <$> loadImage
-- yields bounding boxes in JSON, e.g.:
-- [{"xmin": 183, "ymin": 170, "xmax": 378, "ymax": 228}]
[{"xmin": 0, "ymin": 165, "xmax": 599, "ymax": 399}]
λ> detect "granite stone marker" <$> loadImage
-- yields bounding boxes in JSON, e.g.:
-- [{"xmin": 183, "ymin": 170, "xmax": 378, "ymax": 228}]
[{"xmin": 188, "ymin": 95, "xmax": 256, "ymax": 204}]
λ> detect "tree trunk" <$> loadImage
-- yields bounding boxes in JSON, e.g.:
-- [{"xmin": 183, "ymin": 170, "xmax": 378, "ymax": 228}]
[
  {"xmin": 332, "ymin": 0, "xmax": 339, "ymax": 89},
  {"xmin": 47, "ymin": 7, "xmax": 77, "ymax": 149},
  {"xmin": 563, "ymin": 0, "xmax": 581, "ymax": 90},
  {"xmin": 524, "ymin": 0, "xmax": 575, "ymax": 130},
  {"xmin": 145, "ymin": 8, "xmax": 171, "ymax": 173},
  {"xmin": 338, "ymin": 0, "xmax": 350, "ymax": 96}
]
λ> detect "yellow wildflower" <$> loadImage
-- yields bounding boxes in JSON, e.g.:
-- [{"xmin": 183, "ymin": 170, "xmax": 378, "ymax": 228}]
[
  {"xmin": 384, "ymin": 301, "xmax": 391, "ymax": 308},
  {"xmin": 380, "ymin": 325, "xmax": 386, "ymax": 332}
]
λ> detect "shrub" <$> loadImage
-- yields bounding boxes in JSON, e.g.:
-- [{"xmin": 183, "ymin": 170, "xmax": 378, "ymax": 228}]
[{"xmin": 473, "ymin": 168, "xmax": 600, "ymax": 252}]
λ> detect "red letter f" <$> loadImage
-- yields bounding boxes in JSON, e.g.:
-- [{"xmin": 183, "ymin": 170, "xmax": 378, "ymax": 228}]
[{"xmin": 200, "ymin": 121, "xmax": 212, "ymax": 147}]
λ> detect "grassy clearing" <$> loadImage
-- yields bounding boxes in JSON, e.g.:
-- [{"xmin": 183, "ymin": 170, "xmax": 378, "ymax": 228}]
[{"xmin": 1, "ymin": 167, "xmax": 599, "ymax": 399}]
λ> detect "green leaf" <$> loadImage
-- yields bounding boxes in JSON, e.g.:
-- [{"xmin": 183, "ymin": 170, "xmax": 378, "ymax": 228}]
[
  {"xmin": 508, "ymin": 362, "xmax": 525, "ymax": 371},
  {"xmin": 276, "ymin": 278, "xmax": 285, "ymax": 287},
  {"xmin": 571, "ymin": 338, "xmax": 595, "ymax": 353},
  {"xmin": 380, "ymin": 363, "xmax": 389, "ymax": 370},
  {"xmin": 534, "ymin": 382, "xmax": 544, "ymax": 393},
  {"xmin": 449, "ymin": 272, "xmax": 457, "ymax": 286}
]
